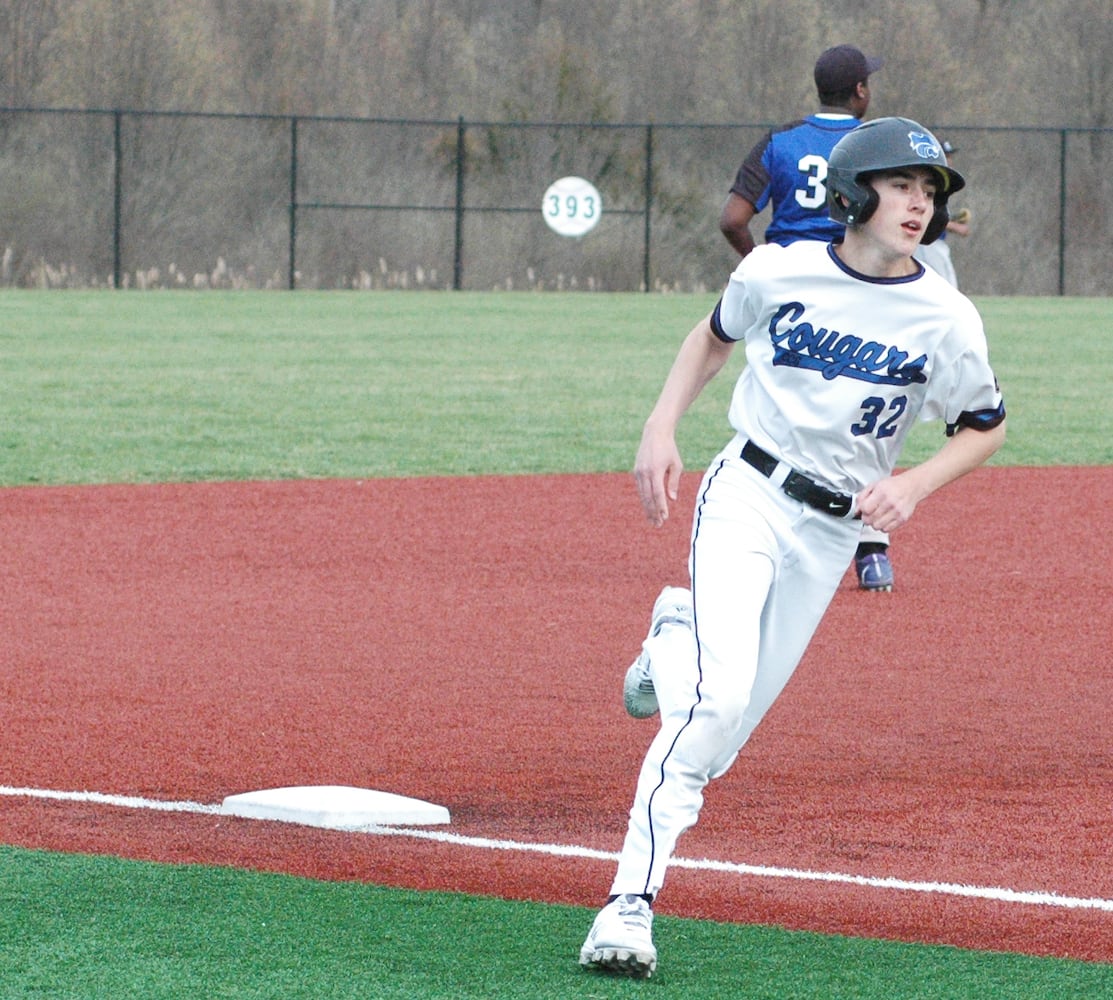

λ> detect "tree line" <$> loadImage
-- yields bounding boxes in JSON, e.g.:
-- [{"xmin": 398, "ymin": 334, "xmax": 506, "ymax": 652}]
[
  {"xmin": 1, "ymin": 0, "xmax": 1108, "ymax": 128},
  {"xmin": 0, "ymin": 1, "xmax": 1108, "ymax": 294}
]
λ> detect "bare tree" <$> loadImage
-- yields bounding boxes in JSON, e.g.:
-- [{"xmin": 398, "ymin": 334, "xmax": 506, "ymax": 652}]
[
  {"xmin": 0, "ymin": 0, "xmax": 1109, "ymax": 291},
  {"xmin": 0, "ymin": 0, "xmax": 61, "ymax": 106}
]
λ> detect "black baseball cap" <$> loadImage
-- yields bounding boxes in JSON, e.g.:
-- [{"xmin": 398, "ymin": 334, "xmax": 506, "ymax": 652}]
[{"xmin": 814, "ymin": 45, "xmax": 884, "ymax": 93}]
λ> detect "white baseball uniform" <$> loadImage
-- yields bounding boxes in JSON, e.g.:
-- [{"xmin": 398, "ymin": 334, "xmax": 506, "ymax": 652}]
[{"xmin": 611, "ymin": 240, "xmax": 1004, "ymax": 899}]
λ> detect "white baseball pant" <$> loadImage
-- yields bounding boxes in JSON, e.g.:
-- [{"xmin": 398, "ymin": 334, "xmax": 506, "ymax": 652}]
[{"xmin": 610, "ymin": 439, "xmax": 861, "ymax": 898}]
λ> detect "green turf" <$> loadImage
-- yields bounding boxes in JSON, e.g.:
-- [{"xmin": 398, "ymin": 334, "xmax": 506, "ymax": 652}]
[
  {"xmin": 0, "ymin": 290, "xmax": 1108, "ymax": 487},
  {"xmin": 3, "ymin": 847, "xmax": 1111, "ymax": 999},
  {"xmin": 2, "ymin": 290, "xmax": 1110, "ymax": 996}
]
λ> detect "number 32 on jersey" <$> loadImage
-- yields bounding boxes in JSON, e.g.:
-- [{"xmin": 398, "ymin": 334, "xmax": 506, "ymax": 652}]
[{"xmin": 852, "ymin": 395, "xmax": 908, "ymax": 438}]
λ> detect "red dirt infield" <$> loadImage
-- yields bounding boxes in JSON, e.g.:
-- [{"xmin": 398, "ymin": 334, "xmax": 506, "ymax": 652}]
[{"xmin": 1, "ymin": 467, "xmax": 1111, "ymax": 961}]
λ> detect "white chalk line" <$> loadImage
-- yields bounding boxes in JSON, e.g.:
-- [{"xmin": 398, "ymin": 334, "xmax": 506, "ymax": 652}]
[
  {"xmin": 4, "ymin": 784, "xmax": 1111, "ymax": 914},
  {"xmin": 2, "ymin": 785, "xmax": 223, "ymax": 815}
]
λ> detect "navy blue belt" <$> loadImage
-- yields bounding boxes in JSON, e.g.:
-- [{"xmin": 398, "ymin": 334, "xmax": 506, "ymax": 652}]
[{"xmin": 741, "ymin": 440, "xmax": 857, "ymax": 518}]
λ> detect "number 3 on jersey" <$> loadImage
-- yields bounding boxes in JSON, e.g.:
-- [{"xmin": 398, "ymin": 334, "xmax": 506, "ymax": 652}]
[
  {"xmin": 794, "ymin": 153, "xmax": 829, "ymax": 209},
  {"xmin": 852, "ymin": 396, "xmax": 908, "ymax": 438}
]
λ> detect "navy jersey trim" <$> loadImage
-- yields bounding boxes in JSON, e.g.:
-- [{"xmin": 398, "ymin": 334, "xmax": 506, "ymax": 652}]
[
  {"xmin": 709, "ymin": 298, "xmax": 735, "ymax": 343},
  {"xmin": 946, "ymin": 401, "xmax": 1006, "ymax": 436},
  {"xmin": 826, "ymin": 242, "xmax": 926, "ymax": 284}
]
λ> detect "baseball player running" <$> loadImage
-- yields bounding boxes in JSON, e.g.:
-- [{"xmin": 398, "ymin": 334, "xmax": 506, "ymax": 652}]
[{"xmin": 578, "ymin": 117, "xmax": 1006, "ymax": 979}]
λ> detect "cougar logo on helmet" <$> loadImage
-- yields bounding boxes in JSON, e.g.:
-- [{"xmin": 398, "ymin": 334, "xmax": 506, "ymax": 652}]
[{"xmin": 908, "ymin": 132, "xmax": 942, "ymax": 160}]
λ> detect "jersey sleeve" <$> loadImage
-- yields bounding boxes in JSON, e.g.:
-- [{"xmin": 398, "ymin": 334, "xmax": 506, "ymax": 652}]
[
  {"xmin": 944, "ymin": 362, "xmax": 1005, "ymax": 436},
  {"xmin": 710, "ymin": 248, "xmax": 774, "ymax": 343},
  {"xmin": 919, "ymin": 304, "xmax": 1005, "ymax": 434},
  {"xmin": 729, "ymin": 131, "xmax": 773, "ymax": 211}
]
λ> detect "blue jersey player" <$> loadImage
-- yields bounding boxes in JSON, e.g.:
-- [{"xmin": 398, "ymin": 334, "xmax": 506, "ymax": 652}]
[
  {"xmin": 720, "ymin": 44, "xmax": 897, "ymax": 593},
  {"xmin": 719, "ymin": 44, "xmax": 883, "ymax": 256}
]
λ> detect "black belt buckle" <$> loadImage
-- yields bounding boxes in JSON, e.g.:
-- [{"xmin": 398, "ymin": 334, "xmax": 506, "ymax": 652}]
[{"xmin": 782, "ymin": 471, "xmax": 852, "ymax": 518}]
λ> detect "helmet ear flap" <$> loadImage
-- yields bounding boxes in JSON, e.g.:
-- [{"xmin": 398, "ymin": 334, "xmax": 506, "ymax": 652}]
[
  {"xmin": 921, "ymin": 204, "xmax": 949, "ymax": 245},
  {"xmin": 849, "ymin": 185, "xmax": 880, "ymax": 227},
  {"xmin": 827, "ymin": 172, "xmax": 879, "ymax": 228}
]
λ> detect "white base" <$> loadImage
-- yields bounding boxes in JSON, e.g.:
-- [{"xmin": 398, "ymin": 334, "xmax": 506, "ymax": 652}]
[{"xmin": 220, "ymin": 785, "xmax": 450, "ymax": 829}]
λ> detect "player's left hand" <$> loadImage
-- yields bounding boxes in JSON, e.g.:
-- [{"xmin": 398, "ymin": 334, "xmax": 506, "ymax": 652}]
[{"xmin": 855, "ymin": 476, "xmax": 919, "ymax": 533}]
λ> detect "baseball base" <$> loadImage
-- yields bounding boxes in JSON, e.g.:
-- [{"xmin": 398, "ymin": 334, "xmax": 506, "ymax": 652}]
[{"xmin": 220, "ymin": 784, "xmax": 450, "ymax": 829}]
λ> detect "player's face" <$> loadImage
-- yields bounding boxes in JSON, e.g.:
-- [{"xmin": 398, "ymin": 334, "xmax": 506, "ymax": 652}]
[{"xmin": 864, "ymin": 168, "xmax": 939, "ymax": 257}]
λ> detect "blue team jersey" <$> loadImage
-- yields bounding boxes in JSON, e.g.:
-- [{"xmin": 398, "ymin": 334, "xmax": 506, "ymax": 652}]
[{"xmin": 729, "ymin": 114, "xmax": 862, "ymax": 246}]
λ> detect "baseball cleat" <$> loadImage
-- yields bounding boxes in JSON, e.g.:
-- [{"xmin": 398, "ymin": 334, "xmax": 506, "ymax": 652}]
[
  {"xmin": 624, "ymin": 652, "xmax": 658, "ymax": 719},
  {"xmin": 856, "ymin": 551, "xmax": 894, "ymax": 592},
  {"xmin": 579, "ymin": 894, "xmax": 657, "ymax": 978},
  {"xmin": 623, "ymin": 586, "xmax": 693, "ymax": 718}
]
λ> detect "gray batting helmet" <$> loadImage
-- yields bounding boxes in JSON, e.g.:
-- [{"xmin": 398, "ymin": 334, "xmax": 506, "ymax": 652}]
[{"xmin": 827, "ymin": 116, "xmax": 965, "ymax": 245}]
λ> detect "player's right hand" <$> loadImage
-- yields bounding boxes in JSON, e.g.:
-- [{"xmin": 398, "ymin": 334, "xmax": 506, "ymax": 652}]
[{"xmin": 634, "ymin": 425, "xmax": 683, "ymax": 528}]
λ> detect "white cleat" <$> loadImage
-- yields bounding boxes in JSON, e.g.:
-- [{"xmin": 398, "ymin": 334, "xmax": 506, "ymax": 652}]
[
  {"xmin": 579, "ymin": 894, "xmax": 657, "ymax": 978},
  {"xmin": 624, "ymin": 651, "xmax": 658, "ymax": 719},
  {"xmin": 623, "ymin": 586, "xmax": 692, "ymax": 719}
]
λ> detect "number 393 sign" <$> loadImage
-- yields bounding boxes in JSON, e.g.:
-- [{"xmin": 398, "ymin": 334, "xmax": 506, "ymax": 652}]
[{"xmin": 542, "ymin": 176, "xmax": 602, "ymax": 237}]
